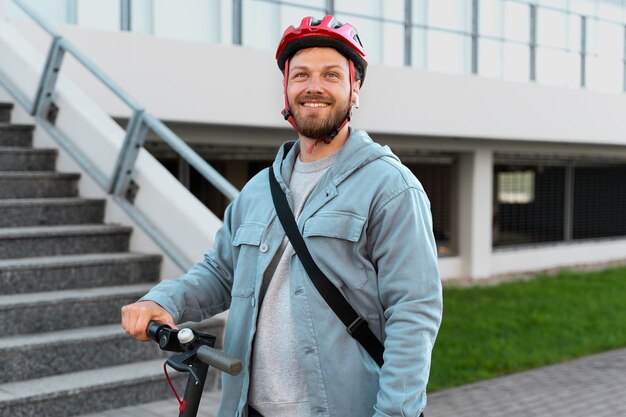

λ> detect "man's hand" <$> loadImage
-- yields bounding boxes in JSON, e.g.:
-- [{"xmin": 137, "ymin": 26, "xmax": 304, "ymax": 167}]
[{"xmin": 121, "ymin": 300, "xmax": 178, "ymax": 341}]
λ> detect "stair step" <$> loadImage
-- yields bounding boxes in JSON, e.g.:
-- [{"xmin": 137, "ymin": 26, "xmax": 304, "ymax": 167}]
[
  {"xmin": 0, "ymin": 224, "xmax": 132, "ymax": 259},
  {"xmin": 0, "ymin": 171, "xmax": 80, "ymax": 198},
  {"xmin": 0, "ymin": 147, "xmax": 57, "ymax": 171},
  {"xmin": 0, "ymin": 284, "xmax": 154, "ymax": 335},
  {"xmin": 0, "ymin": 324, "xmax": 165, "ymax": 383},
  {"xmin": 0, "ymin": 360, "xmax": 188, "ymax": 417},
  {"xmin": 76, "ymin": 391, "xmax": 222, "ymax": 417},
  {"xmin": 0, "ymin": 252, "xmax": 161, "ymax": 294},
  {"xmin": 0, "ymin": 198, "xmax": 105, "ymax": 227},
  {"xmin": 0, "ymin": 103, "xmax": 12, "ymax": 123},
  {"xmin": 0, "ymin": 124, "xmax": 34, "ymax": 147}
]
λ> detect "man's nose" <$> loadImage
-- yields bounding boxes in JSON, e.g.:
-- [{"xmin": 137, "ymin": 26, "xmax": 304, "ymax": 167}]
[{"xmin": 305, "ymin": 75, "xmax": 323, "ymax": 93}]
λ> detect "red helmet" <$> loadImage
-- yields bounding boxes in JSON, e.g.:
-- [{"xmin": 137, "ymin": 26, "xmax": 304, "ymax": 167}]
[{"xmin": 276, "ymin": 15, "xmax": 368, "ymax": 85}]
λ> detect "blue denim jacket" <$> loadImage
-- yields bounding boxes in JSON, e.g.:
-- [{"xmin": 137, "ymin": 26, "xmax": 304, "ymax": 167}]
[{"xmin": 142, "ymin": 130, "xmax": 443, "ymax": 417}]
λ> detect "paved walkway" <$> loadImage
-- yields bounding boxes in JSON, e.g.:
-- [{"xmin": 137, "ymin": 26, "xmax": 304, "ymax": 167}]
[
  {"xmin": 80, "ymin": 348, "xmax": 626, "ymax": 417},
  {"xmin": 426, "ymin": 347, "xmax": 626, "ymax": 417}
]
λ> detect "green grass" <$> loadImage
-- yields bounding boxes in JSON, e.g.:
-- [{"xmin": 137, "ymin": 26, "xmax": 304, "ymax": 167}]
[{"xmin": 428, "ymin": 266, "xmax": 626, "ymax": 392}]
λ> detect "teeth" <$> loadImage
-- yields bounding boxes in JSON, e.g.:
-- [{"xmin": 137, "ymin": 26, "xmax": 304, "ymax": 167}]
[{"xmin": 303, "ymin": 102, "xmax": 329, "ymax": 108}]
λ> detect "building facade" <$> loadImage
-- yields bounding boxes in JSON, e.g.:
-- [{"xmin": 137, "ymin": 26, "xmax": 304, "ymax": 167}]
[{"xmin": 2, "ymin": 0, "xmax": 626, "ymax": 280}]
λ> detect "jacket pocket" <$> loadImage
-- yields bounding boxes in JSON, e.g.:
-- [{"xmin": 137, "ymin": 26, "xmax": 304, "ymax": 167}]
[
  {"xmin": 303, "ymin": 211, "xmax": 365, "ymax": 242},
  {"xmin": 303, "ymin": 211, "xmax": 368, "ymax": 288},
  {"xmin": 231, "ymin": 222, "xmax": 265, "ymax": 297}
]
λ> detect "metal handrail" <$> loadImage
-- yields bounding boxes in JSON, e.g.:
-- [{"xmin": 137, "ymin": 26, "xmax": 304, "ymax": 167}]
[{"xmin": 5, "ymin": 0, "xmax": 240, "ymax": 270}]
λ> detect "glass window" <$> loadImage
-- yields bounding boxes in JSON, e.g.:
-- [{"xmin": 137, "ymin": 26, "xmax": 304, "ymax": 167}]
[
  {"xmin": 587, "ymin": 20, "xmax": 622, "ymax": 58},
  {"xmin": 503, "ymin": 42, "xmax": 530, "ymax": 82},
  {"xmin": 334, "ymin": 14, "xmax": 384, "ymax": 64},
  {"xmin": 586, "ymin": 56, "xmax": 623, "ymax": 93},
  {"xmin": 381, "ymin": 0, "xmax": 405, "ymax": 21},
  {"xmin": 479, "ymin": 38, "xmax": 503, "ymax": 79},
  {"xmin": 242, "ymin": 0, "xmax": 281, "ymax": 51},
  {"xmin": 481, "ymin": 38, "xmax": 530, "ymax": 82},
  {"xmin": 569, "ymin": 0, "xmax": 597, "ymax": 17},
  {"xmin": 479, "ymin": 0, "xmax": 502, "ymax": 38},
  {"xmin": 536, "ymin": 48, "xmax": 580, "ymax": 88},
  {"xmin": 335, "ymin": 0, "xmax": 381, "ymax": 17},
  {"xmin": 498, "ymin": 171, "xmax": 535, "ymax": 204},
  {"xmin": 411, "ymin": 27, "xmax": 428, "ymax": 68},
  {"xmin": 283, "ymin": 0, "xmax": 325, "ymax": 8},
  {"xmin": 597, "ymin": 1, "xmax": 625, "ymax": 22},
  {"xmin": 538, "ymin": 0, "xmax": 568, "ymax": 8},
  {"xmin": 380, "ymin": 21, "xmax": 406, "ymax": 67},
  {"xmin": 427, "ymin": 0, "xmax": 471, "ymax": 33},
  {"xmin": 537, "ymin": 8, "xmax": 568, "ymax": 49},
  {"xmin": 280, "ymin": 5, "xmax": 331, "ymax": 36},
  {"xmin": 503, "ymin": 1, "xmax": 529, "ymax": 43},
  {"xmin": 7, "ymin": 0, "xmax": 70, "ymax": 24},
  {"xmin": 151, "ymin": 0, "xmax": 223, "ymax": 44},
  {"xmin": 567, "ymin": 14, "xmax": 582, "ymax": 53},
  {"xmin": 77, "ymin": 0, "xmax": 120, "ymax": 31},
  {"xmin": 131, "ymin": 0, "xmax": 153, "ymax": 34},
  {"xmin": 426, "ymin": 31, "xmax": 471, "ymax": 74},
  {"xmin": 586, "ymin": 20, "xmax": 623, "ymax": 94},
  {"xmin": 412, "ymin": 0, "xmax": 428, "ymax": 26}
]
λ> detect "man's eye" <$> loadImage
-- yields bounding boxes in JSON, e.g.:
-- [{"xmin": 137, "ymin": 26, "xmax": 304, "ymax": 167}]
[
  {"xmin": 293, "ymin": 72, "xmax": 307, "ymax": 78},
  {"xmin": 326, "ymin": 73, "xmax": 338, "ymax": 78}
]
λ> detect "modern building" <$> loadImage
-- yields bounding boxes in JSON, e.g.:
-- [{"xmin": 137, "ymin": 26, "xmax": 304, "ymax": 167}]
[{"xmin": 2, "ymin": 0, "xmax": 626, "ymax": 282}]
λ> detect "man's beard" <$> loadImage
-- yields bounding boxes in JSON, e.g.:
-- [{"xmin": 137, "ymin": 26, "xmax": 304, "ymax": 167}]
[{"xmin": 290, "ymin": 94, "xmax": 349, "ymax": 140}]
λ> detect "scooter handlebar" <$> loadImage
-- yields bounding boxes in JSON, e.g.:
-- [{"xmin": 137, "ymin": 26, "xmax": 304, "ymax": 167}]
[{"xmin": 196, "ymin": 345, "xmax": 242, "ymax": 376}]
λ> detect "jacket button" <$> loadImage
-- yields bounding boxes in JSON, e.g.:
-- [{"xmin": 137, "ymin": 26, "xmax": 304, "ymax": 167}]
[
  {"xmin": 251, "ymin": 298, "xmax": 256, "ymax": 307},
  {"xmin": 259, "ymin": 243, "xmax": 268, "ymax": 253}
]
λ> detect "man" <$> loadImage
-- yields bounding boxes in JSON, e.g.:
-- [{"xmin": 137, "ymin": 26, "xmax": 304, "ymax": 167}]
[{"xmin": 122, "ymin": 16, "xmax": 442, "ymax": 417}]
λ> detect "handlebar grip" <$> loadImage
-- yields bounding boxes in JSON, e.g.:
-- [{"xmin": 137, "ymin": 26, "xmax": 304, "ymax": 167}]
[
  {"xmin": 146, "ymin": 321, "xmax": 169, "ymax": 340},
  {"xmin": 196, "ymin": 345, "xmax": 243, "ymax": 376}
]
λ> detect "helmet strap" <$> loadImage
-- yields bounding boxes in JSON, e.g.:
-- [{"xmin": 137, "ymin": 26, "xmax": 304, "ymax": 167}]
[{"xmin": 281, "ymin": 59, "xmax": 300, "ymax": 132}]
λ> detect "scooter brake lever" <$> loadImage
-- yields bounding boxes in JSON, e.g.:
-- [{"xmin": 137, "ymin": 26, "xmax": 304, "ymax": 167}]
[{"xmin": 166, "ymin": 352, "xmax": 202, "ymax": 386}]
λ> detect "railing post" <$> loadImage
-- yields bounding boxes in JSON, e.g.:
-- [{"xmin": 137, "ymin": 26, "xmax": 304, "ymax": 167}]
[
  {"xmin": 109, "ymin": 109, "xmax": 148, "ymax": 201},
  {"xmin": 32, "ymin": 37, "xmax": 65, "ymax": 119},
  {"xmin": 529, "ymin": 4, "xmax": 537, "ymax": 82}
]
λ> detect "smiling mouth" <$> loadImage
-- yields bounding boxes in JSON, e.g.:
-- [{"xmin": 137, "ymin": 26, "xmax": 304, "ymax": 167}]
[{"xmin": 301, "ymin": 102, "xmax": 330, "ymax": 108}]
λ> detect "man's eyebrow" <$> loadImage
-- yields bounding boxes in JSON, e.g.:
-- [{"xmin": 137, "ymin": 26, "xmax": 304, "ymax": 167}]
[{"xmin": 289, "ymin": 64, "xmax": 345, "ymax": 73}]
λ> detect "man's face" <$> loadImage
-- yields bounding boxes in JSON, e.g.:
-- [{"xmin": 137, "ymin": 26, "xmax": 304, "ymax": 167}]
[{"xmin": 286, "ymin": 47, "xmax": 358, "ymax": 140}]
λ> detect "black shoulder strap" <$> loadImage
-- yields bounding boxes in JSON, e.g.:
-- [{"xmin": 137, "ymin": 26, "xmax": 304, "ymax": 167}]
[{"xmin": 269, "ymin": 164, "xmax": 384, "ymax": 367}]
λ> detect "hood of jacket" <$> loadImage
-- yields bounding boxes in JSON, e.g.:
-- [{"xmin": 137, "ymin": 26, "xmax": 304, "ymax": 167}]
[{"xmin": 271, "ymin": 129, "xmax": 399, "ymax": 194}]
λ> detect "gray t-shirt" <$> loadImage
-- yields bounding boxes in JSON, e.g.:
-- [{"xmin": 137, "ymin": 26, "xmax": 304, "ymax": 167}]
[{"xmin": 248, "ymin": 151, "xmax": 338, "ymax": 417}]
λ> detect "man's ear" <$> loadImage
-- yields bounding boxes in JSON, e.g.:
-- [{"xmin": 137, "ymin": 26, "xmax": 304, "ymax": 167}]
[{"xmin": 351, "ymin": 80, "xmax": 361, "ymax": 107}]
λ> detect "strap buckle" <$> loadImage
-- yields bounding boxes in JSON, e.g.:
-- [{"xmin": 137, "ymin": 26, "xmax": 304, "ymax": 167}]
[{"xmin": 347, "ymin": 316, "xmax": 368, "ymax": 338}]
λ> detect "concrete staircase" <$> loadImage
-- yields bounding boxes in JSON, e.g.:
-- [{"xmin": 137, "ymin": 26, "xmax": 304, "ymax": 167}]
[{"xmin": 0, "ymin": 102, "xmax": 200, "ymax": 416}]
